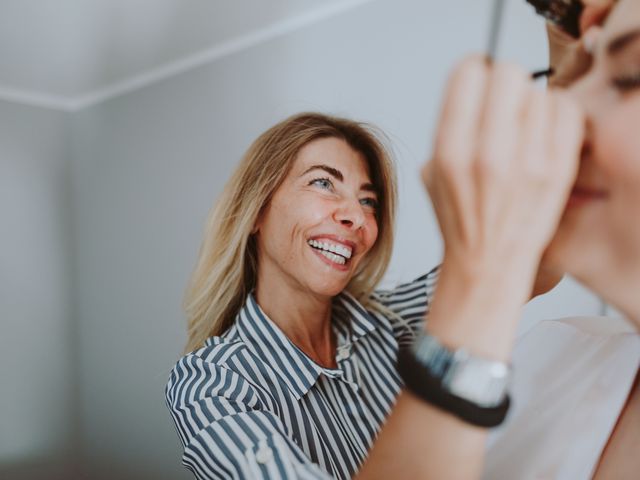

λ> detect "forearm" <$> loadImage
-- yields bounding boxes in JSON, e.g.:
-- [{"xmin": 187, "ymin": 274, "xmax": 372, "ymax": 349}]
[
  {"xmin": 356, "ymin": 391, "xmax": 487, "ymax": 480},
  {"xmin": 357, "ymin": 262, "xmax": 529, "ymax": 479}
]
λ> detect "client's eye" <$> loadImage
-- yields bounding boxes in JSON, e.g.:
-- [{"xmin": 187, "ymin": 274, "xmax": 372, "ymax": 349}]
[{"xmin": 612, "ymin": 71, "xmax": 640, "ymax": 92}]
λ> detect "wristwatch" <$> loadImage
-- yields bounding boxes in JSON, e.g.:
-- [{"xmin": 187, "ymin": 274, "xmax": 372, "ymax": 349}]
[{"xmin": 409, "ymin": 331, "xmax": 511, "ymax": 408}]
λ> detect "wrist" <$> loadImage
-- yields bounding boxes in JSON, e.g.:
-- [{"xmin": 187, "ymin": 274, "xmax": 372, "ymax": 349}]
[
  {"xmin": 425, "ymin": 259, "xmax": 533, "ymax": 362},
  {"xmin": 397, "ymin": 331, "xmax": 512, "ymax": 428}
]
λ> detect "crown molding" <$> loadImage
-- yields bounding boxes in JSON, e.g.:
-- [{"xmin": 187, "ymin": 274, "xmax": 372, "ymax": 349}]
[
  {"xmin": 0, "ymin": 0, "xmax": 377, "ymax": 112},
  {"xmin": 0, "ymin": 85, "xmax": 75, "ymax": 111}
]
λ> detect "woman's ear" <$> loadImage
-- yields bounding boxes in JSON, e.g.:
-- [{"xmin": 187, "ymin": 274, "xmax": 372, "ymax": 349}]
[{"xmin": 251, "ymin": 214, "xmax": 261, "ymax": 235}]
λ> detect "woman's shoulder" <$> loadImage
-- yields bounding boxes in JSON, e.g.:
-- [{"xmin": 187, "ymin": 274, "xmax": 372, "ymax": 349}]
[
  {"xmin": 547, "ymin": 315, "xmax": 637, "ymax": 336},
  {"xmin": 515, "ymin": 315, "xmax": 638, "ymax": 359},
  {"xmin": 372, "ymin": 265, "xmax": 440, "ymax": 304},
  {"xmin": 513, "ymin": 315, "xmax": 638, "ymax": 369},
  {"xmin": 165, "ymin": 335, "xmax": 264, "ymax": 404},
  {"xmin": 364, "ymin": 266, "xmax": 440, "ymax": 346},
  {"xmin": 484, "ymin": 315, "xmax": 639, "ymax": 479}
]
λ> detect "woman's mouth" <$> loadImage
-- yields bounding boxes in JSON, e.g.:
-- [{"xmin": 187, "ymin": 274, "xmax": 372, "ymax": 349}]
[
  {"xmin": 567, "ymin": 186, "xmax": 609, "ymax": 208},
  {"xmin": 307, "ymin": 238, "xmax": 353, "ymax": 270}
]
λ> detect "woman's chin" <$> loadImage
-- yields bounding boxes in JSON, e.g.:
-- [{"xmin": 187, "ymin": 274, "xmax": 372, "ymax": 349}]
[
  {"xmin": 309, "ymin": 281, "xmax": 350, "ymax": 299},
  {"xmin": 543, "ymin": 225, "xmax": 589, "ymax": 281}
]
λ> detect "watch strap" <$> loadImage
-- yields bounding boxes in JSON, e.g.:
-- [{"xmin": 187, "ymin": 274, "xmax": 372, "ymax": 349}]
[{"xmin": 397, "ymin": 347, "xmax": 511, "ymax": 428}]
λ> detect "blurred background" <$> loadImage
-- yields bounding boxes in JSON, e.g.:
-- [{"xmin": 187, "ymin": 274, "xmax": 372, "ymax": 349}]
[{"xmin": 0, "ymin": 0, "xmax": 604, "ymax": 479}]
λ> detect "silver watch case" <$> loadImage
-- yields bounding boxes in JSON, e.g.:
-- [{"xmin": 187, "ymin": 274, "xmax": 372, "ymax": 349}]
[{"xmin": 410, "ymin": 331, "xmax": 511, "ymax": 408}]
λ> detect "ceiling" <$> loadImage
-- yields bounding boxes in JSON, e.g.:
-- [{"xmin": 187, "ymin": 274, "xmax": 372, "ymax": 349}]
[{"xmin": 0, "ymin": 0, "xmax": 372, "ymax": 110}]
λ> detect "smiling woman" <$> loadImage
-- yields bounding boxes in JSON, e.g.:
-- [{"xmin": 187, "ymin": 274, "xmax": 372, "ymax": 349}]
[
  {"xmin": 181, "ymin": 113, "xmax": 397, "ymax": 355},
  {"xmin": 165, "ymin": 112, "xmax": 439, "ymax": 479}
]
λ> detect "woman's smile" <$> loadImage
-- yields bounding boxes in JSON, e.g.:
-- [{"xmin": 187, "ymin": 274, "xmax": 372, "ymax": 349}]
[{"xmin": 307, "ymin": 235, "xmax": 356, "ymax": 271}]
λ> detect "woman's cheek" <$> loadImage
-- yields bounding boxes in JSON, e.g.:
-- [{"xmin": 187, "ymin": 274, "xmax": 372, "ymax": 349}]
[
  {"xmin": 371, "ymin": 217, "xmax": 379, "ymax": 243},
  {"xmin": 364, "ymin": 216, "xmax": 379, "ymax": 252},
  {"xmin": 595, "ymin": 97, "xmax": 640, "ymax": 183},
  {"xmin": 292, "ymin": 194, "xmax": 333, "ymax": 223}
]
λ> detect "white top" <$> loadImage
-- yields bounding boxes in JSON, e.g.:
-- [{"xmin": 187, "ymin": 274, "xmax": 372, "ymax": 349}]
[{"xmin": 484, "ymin": 316, "xmax": 640, "ymax": 480}]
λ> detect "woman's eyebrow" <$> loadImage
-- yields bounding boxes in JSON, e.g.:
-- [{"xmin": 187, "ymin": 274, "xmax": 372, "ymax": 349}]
[
  {"xmin": 607, "ymin": 28, "xmax": 640, "ymax": 55},
  {"xmin": 301, "ymin": 164, "xmax": 343, "ymax": 181},
  {"xmin": 301, "ymin": 164, "xmax": 377, "ymax": 193},
  {"xmin": 361, "ymin": 183, "xmax": 378, "ymax": 194}
]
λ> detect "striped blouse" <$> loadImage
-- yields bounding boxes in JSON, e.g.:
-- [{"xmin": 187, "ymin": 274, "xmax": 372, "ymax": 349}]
[{"xmin": 165, "ymin": 268, "xmax": 439, "ymax": 479}]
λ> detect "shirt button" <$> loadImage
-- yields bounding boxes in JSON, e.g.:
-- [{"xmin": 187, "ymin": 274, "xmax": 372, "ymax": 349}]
[
  {"xmin": 255, "ymin": 442, "xmax": 273, "ymax": 464},
  {"xmin": 336, "ymin": 346, "xmax": 351, "ymax": 361}
]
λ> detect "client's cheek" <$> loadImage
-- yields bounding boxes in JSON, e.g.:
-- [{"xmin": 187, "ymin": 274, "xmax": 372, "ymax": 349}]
[{"xmin": 594, "ymin": 100, "xmax": 640, "ymax": 182}]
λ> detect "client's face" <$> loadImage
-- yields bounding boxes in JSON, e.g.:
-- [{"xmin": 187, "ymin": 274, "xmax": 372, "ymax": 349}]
[
  {"xmin": 254, "ymin": 137, "xmax": 379, "ymax": 299},
  {"xmin": 545, "ymin": 0, "xmax": 640, "ymax": 319}
]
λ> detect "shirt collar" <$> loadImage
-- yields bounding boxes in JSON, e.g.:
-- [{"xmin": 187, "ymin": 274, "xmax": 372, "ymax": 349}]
[
  {"xmin": 234, "ymin": 292, "xmax": 377, "ymax": 399},
  {"xmin": 333, "ymin": 290, "xmax": 377, "ymax": 342}
]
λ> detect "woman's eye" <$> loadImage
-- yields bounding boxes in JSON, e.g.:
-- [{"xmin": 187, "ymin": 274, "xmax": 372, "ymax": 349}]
[
  {"xmin": 612, "ymin": 71, "xmax": 640, "ymax": 92},
  {"xmin": 309, "ymin": 177, "xmax": 334, "ymax": 190},
  {"xmin": 360, "ymin": 197, "xmax": 378, "ymax": 210}
]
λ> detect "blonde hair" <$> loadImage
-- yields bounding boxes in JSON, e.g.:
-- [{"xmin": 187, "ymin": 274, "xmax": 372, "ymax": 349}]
[{"xmin": 184, "ymin": 112, "xmax": 397, "ymax": 353}]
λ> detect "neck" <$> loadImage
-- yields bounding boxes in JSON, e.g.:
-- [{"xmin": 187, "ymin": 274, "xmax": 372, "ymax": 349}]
[
  {"xmin": 598, "ymin": 289, "xmax": 640, "ymax": 333},
  {"xmin": 575, "ymin": 258, "xmax": 640, "ymax": 331},
  {"xmin": 254, "ymin": 278, "xmax": 336, "ymax": 368}
]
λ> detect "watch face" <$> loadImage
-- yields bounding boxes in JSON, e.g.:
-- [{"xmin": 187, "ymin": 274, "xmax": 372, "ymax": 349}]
[
  {"xmin": 447, "ymin": 357, "xmax": 510, "ymax": 407},
  {"xmin": 414, "ymin": 333, "xmax": 510, "ymax": 408}
]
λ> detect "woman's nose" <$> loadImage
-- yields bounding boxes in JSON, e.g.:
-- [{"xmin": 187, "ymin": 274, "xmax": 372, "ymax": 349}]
[
  {"xmin": 565, "ymin": 73, "xmax": 600, "ymax": 142},
  {"xmin": 566, "ymin": 76, "xmax": 595, "ymax": 116},
  {"xmin": 334, "ymin": 197, "xmax": 365, "ymax": 230}
]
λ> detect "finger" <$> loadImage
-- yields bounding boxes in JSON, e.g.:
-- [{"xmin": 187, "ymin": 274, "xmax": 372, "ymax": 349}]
[
  {"xmin": 551, "ymin": 93, "xmax": 584, "ymax": 188},
  {"xmin": 434, "ymin": 55, "xmax": 489, "ymax": 167},
  {"xmin": 422, "ymin": 159, "xmax": 468, "ymax": 246},
  {"xmin": 470, "ymin": 64, "xmax": 530, "ymax": 239},
  {"xmin": 476, "ymin": 62, "xmax": 530, "ymax": 174},
  {"xmin": 432, "ymin": 56, "xmax": 490, "ymax": 244},
  {"xmin": 519, "ymin": 88, "xmax": 550, "ymax": 179}
]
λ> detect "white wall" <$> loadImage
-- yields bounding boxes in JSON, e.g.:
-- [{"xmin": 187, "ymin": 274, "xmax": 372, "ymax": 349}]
[
  {"xmin": 0, "ymin": 100, "xmax": 76, "ymax": 478},
  {"xmin": 68, "ymin": 1, "xmax": 601, "ymax": 478},
  {"xmin": 3, "ymin": 1, "xmax": 603, "ymax": 479}
]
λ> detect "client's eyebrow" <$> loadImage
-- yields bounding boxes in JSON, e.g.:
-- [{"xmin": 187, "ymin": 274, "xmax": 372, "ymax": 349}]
[
  {"xmin": 607, "ymin": 28, "xmax": 640, "ymax": 55},
  {"xmin": 301, "ymin": 164, "xmax": 377, "ymax": 193}
]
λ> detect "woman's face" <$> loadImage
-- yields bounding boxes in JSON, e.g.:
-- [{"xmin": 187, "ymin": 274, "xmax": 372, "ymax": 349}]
[
  {"xmin": 254, "ymin": 137, "xmax": 379, "ymax": 299},
  {"xmin": 545, "ymin": 0, "xmax": 640, "ymax": 318}
]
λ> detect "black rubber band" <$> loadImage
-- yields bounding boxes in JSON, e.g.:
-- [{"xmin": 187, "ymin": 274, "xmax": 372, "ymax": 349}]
[{"xmin": 397, "ymin": 348, "xmax": 510, "ymax": 428}]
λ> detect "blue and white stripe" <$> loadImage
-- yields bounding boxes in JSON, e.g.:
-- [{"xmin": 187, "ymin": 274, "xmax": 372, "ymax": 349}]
[{"xmin": 166, "ymin": 267, "xmax": 439, "ymax": 479}]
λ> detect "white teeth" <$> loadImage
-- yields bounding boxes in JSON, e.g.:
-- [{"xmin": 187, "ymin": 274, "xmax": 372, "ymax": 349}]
[
  {"xmin": 318, "ymin": 249, "xmax": 346, "ymax": 265},
  {"xmin": 307, "ymin": 239, "xmax": 353, "ymax": 259}
]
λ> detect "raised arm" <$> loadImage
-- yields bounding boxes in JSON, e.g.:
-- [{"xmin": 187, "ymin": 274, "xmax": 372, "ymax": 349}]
[{"xmin": 356, "ymin": 55, "xmax": 584, "ymax": 479}]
